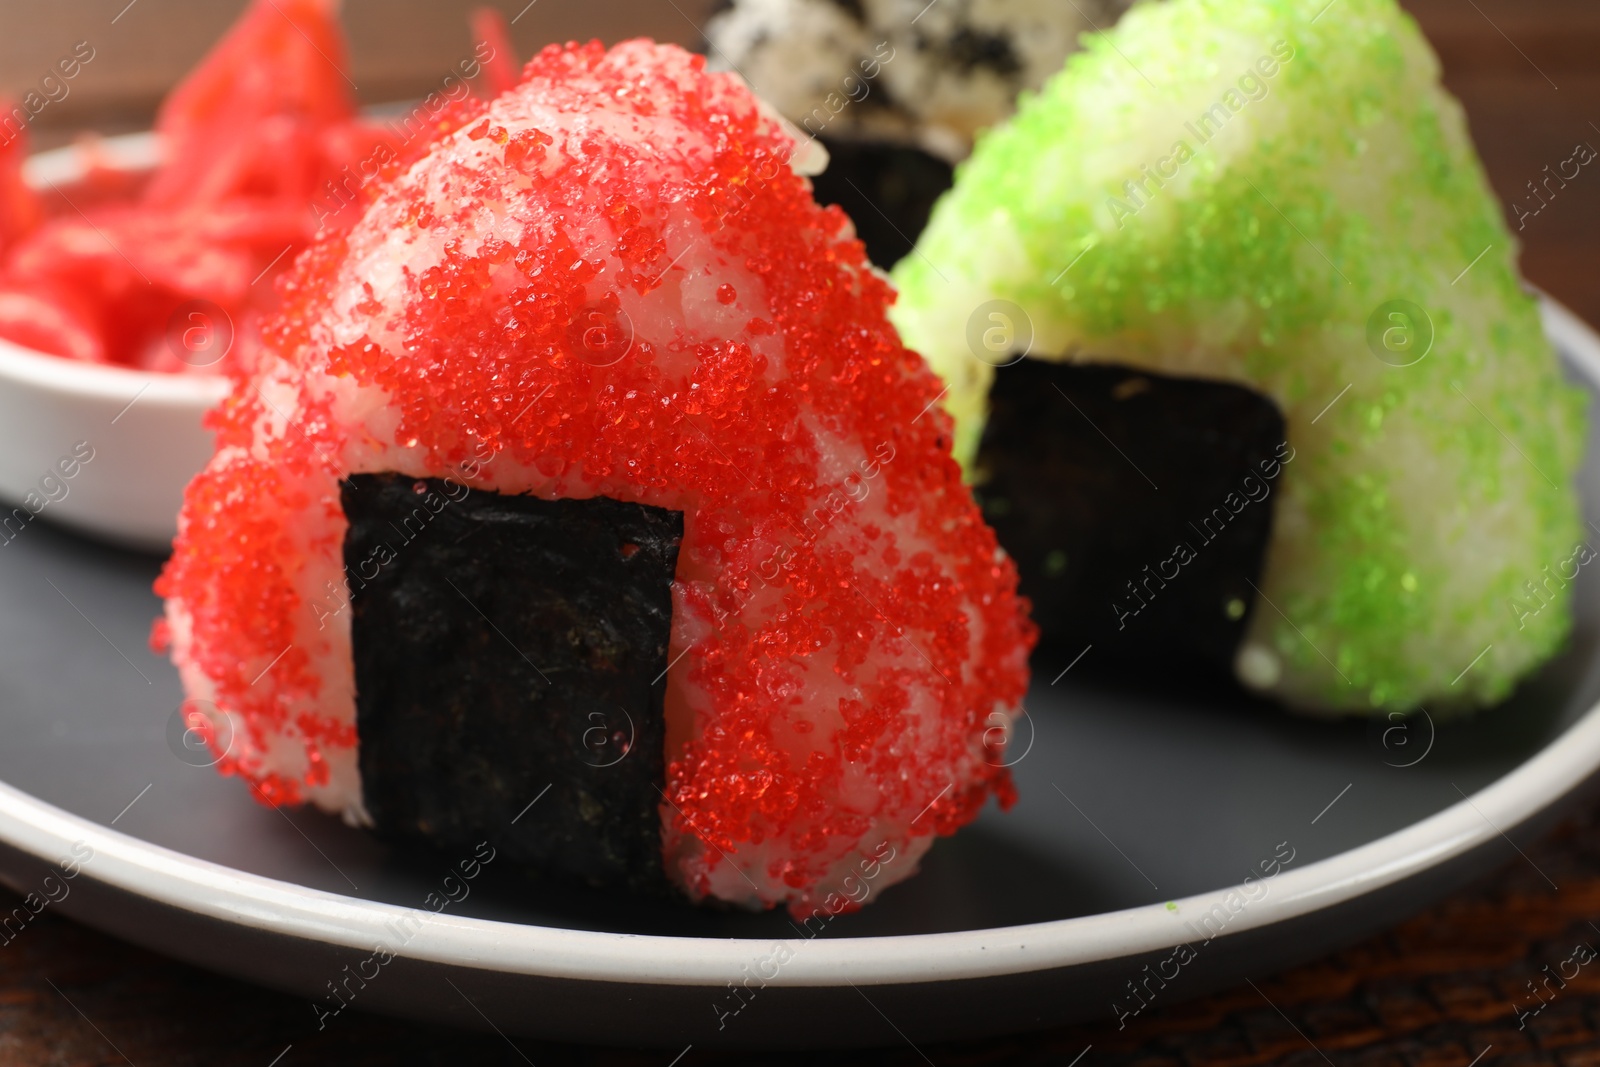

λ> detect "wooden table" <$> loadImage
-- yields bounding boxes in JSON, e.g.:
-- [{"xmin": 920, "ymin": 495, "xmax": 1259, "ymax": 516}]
[{"xmin": 1, "ymin": 0, "xmax": 1597, "ymax": 1063}]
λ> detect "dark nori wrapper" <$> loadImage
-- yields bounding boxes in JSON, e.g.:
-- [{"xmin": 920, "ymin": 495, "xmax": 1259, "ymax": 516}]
[
  {"xmin": 808, "ymin": 138, "xmax": 954, "ymax": 269},
  {"xmin": 976, "ymin": 361, "xmax": 1287, "ymax": 674},
  {"xmin": 342, "ymin": 474, "xmax": 681, "ymax": 895}
]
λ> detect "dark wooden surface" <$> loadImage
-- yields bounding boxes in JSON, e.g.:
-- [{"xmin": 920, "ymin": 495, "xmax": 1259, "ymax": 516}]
[{"xmin": 1, "ymin": 1, "xmax": 1598, "ymax": 1064}]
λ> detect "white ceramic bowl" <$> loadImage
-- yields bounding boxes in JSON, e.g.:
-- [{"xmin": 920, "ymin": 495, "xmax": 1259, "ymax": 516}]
[{"xmin": 0, "ymin": 133, "xmax": 228, "ymax": 553}]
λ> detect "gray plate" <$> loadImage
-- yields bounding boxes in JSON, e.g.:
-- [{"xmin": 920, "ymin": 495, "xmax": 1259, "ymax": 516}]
[{"xmin": 0, "ymin": 299, "xmax": 1596, "ymax": 1051}]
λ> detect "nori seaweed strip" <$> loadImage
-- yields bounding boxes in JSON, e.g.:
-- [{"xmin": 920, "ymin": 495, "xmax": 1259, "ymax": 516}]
[
  {"xmin": 975, "ymin": 361, "xmax": 1286, "ymax": 674},
  {"xmin": 808, "ymin": 139, "xmax": 954, "ymax": 269},
  {"xmin": 343, "ymin": 474, "xmax": 681, "ymax": 895}
]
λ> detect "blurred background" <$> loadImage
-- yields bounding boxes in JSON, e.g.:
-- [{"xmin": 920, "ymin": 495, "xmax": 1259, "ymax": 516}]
[{"xmin": 0, "ymin": 0, "xmax": 1594, "ymax": 324}]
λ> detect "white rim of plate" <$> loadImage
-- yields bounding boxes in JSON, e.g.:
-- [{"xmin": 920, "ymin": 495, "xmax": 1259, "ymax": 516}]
[
  {"xmin": 0, "ymin": 132, "xmax": 228, "ymax": 406},
  {"xmin": 0, "ymin": 211, "xmax": 1593, "ymax": 986}
]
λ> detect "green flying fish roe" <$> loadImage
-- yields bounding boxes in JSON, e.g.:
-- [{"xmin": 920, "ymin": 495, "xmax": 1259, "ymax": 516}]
[{"xmin": 889, "ymin": 0, "xmax": 1588, "ymax": 714}]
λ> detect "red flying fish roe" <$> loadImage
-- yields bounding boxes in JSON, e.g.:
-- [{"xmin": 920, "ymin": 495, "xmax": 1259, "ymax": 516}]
[{"xmin": 158, "ymin": 39, "xmax": 1034, "ymax": 914}]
